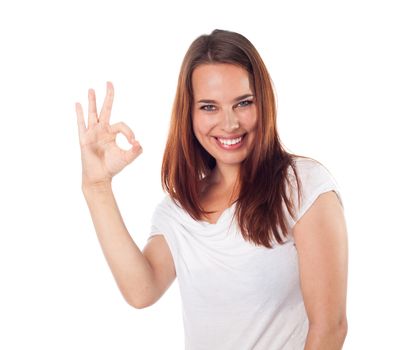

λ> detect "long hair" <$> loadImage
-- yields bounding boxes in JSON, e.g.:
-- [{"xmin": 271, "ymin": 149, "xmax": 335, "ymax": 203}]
[{"xmin": 162, "ymin": 29, "xmax": 305, "ymax": 248}]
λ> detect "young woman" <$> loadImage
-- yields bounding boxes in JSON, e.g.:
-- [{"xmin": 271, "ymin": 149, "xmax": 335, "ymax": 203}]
[{"xmin": 76, "ymin": 29, "xmax": 348, "ymax": 350}]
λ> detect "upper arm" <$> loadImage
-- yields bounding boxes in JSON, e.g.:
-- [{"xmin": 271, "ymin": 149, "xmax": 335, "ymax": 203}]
[
  {"xmin": 142, "ymin": 234, "xmax": 176, "ymax": 306},
  {"xmin": 292, "ymin": 191, "xmax": 348, "ymax": 328}
]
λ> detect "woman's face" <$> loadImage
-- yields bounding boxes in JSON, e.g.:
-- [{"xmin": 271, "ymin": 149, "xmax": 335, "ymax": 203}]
[{"xmin": 192, "ymin": 63, "xmax": 258, "ymax": 169}]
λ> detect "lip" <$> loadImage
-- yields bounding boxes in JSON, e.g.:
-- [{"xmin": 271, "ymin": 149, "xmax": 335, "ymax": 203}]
[
  {"xmin": 213, "ymin": 134, "xmax": 246, "ymax": 150},
  {"xmin": 214, "ymin": 134, "xmax": 245, "ymax": 140}
]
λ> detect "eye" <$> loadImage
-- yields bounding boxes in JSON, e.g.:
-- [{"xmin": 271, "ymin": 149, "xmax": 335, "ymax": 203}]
[
  {"xmin": 200, "ymin": 104, "xmax": 217, "ymax": 112},
  {"xmin": 236, "ymin": 100, "xmax": 253, "ymax": 108}
]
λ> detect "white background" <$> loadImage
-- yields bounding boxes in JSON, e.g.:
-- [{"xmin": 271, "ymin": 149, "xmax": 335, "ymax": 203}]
[{"xmin": 0, "ymin": 0, "xmax": 397, "ymax": 348}]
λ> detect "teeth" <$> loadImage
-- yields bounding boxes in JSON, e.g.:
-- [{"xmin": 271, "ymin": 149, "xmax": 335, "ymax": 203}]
[{"xmin": 218, "ymin": 136, "xmax": 242, "ymax": 146}]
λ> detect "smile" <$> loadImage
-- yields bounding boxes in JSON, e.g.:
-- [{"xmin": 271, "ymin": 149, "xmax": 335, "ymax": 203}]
[
  {"xmin": 218, "ymin": 136, "xmax": 242, "ymax": 145},
  {"xmin": 214, "ymin": 134, "xmax": 246, "ymax": 149}
]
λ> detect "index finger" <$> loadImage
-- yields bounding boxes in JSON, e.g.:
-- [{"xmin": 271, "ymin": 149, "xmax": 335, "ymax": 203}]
[
  {"xmin": 99, "ymin": 81, "xmax": 114, "ymax": 124},
  {"xmin": 75, "ymin": 102, "xmax": 86, "ymax": 140}
]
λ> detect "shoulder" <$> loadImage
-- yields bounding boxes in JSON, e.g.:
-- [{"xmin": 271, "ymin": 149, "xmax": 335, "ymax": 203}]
[
  {"xmin": 289, "ymin": 156, "xmax": 339, "ymax": 193},
  {"xmin": 290, "ymin": 156, "xmax": 327, "ymax": 175},
  {"xmin": 286, "ymin": 156, "xmax": 344, "ymax": 227},
  {"xmin": 151, "ymin": 194, "xmax": 191, "ymax": 225},
  {"xmin": 149, "ymin": 194, "xmax": 181, "ymax": 238},
  {"xmin": 152, "ymin": 194, "xmax": 179, "ymax": 215}
]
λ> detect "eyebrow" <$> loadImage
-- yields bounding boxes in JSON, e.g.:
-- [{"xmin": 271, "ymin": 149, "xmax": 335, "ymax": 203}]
[{"xmin": 197, "ymin": 94, "xmax": 254, "ymax": 104}]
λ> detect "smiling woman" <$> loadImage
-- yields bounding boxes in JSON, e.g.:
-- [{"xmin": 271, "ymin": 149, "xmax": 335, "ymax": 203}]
[
  {"xmin": 77, "ymin": 29, "xmax": 348, "ymax": 350},
  {"xmin": 162, "ymin": 30, "xmax": 302, "ymax": 246}
]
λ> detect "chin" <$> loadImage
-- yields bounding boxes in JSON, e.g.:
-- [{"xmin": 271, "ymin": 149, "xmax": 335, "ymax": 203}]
[{"xmin": 212, "ymin": 152, "xmax": 249, "ymax": 166}]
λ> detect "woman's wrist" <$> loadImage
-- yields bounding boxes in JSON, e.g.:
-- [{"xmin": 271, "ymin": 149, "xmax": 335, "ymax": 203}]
[{"xmin": 82, "ymin": 180, "xmax": 113, "ymax": 195}]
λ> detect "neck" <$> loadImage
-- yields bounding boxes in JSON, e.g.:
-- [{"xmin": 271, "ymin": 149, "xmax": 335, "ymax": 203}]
[{"xmin": 211, "ymin": 163, "xmax": 241, "ymax": 190}]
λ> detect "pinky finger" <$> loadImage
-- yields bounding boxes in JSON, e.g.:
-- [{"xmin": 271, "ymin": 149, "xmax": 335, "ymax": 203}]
[{"xmin": 75, "ymin": 102, "xmax": 86, "ymax": 139}]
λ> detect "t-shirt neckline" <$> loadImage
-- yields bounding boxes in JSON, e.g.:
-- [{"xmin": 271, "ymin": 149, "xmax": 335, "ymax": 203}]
[{"xmin": 197, "ymin": 202, "xmax": 237, "ymax": 226}]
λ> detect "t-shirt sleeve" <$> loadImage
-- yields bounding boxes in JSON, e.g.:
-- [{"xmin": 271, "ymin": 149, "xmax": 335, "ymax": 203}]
[
  {"xmin": 148, "ymin": 196, "xmax": 171, "ymax": 238},
  {"xmin": 147, "ymin": 196, "xmax": 180, "ymax": 270},
  {"xmin": 288, "ymin": 159, "xmax": 344, "ymax": 228}
]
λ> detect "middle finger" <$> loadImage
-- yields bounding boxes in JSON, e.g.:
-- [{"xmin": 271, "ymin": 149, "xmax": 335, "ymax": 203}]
[
  {"xmin": 88, "ymin": 88, "xmax": 99, "ymax": 127},
  {"xmin": 99, "ymin": 81, "xmax": 114, "ymax": 124}
]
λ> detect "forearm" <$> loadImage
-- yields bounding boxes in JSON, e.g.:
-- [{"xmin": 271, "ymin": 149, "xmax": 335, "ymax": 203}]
[
  {"xmin": 82, "ymin": 183, "xmax": 155, "ymax": 308},
  {"xmin": 304, "ymin": 322, "xmax": 348, "ymax": 350}
]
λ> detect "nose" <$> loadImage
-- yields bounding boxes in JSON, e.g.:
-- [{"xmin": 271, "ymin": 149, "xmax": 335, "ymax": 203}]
[{"xmin": 221, "ymin": 109, "xmax": 239, "ymax": 132}]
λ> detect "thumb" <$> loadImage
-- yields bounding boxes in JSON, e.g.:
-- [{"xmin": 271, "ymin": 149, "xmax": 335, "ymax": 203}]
[{"xmin": 123, "ymin": 140, "xmax": 143, "ymax": 164}]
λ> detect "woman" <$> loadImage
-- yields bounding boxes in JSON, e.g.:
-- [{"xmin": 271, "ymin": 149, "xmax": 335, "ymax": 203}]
[{"xmin": 76, "ymin": 29, "xmax": 348, "ymax": 349}]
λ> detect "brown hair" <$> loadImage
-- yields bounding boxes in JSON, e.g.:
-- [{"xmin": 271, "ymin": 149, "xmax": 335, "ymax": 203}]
[{"xmin": 162, "ymin": 29, "xmax": 305, "ymax": 248}]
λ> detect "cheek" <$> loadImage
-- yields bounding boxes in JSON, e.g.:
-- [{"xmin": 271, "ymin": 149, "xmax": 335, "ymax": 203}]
[
  {"xmin": 239, "ymin": 110, "xmax": 258, "ymax": 130},
  {"xmin": 192, "ymin": 114, "xmax": 216, "ymax": 136}
]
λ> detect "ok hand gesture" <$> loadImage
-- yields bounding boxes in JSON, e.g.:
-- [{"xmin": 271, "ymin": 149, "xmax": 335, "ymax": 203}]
[{"xmin": 76, "ymin": 82, "xmax": 143, "ymax": 188}]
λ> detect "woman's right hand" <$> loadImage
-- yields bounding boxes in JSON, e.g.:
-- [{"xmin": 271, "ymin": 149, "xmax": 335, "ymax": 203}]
[{"xmin": 76, "ymin": 82, "xmax": 143, "ymax": 189}]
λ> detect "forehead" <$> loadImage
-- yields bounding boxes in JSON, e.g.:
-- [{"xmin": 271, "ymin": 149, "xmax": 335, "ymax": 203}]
[{"xmin": 192, "ymin": 63, "xmax": 252, "ymax": 100}]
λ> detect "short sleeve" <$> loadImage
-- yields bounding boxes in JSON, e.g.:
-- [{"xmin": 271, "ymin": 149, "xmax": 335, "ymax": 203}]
[
  {"xmin": 149, "ymin": 196, "xmax": 170, "ymax": 238},
  {"xmin": 288, "ymin": 158, "xmax": 344, "ymax": 228},
  {"xmin": 147, "ymin": 196, "xmax": 180, "ymax": 271}
]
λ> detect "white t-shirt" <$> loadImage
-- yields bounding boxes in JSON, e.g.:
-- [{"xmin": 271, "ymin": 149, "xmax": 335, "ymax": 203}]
[{"xmin": 148, "ymin": 157, "xmax": 343, "ymax": 350}]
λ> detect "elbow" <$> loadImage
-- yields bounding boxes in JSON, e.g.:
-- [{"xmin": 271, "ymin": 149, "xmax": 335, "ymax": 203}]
[
  {"xmin": 336, "ymin": 317, "xmax": 348, "ymax": 341},
  {"xmin": 123, "ymin": 289, "xmax": 157, "ymax": 310},
  {"xmin": 310, "ymin": 314, "xmax": 348, "ymax": 332},
  {"xmin": 309, "ymin": 317, "xmax": 348, "ymax": 346},
  {"xmin": 125, "ymin": 295, "xmax": 153, "ymax": 309},
  {"xmin": 340, "ymin": 318, "xmax": 348, "ymax": 342},
  {"xmin": 128, "ymin": 299, "xmax": 151, "ymax": 310},
  {"xmin": 118, "ymin": 279, "xmax": 160, "ymax": 310},
  {"xmin": 336, "ymin": 319, "xmax": 348, "ymax": 348}
]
